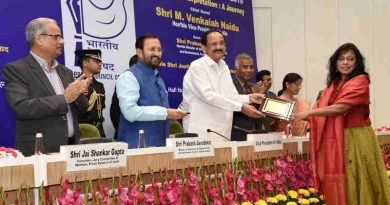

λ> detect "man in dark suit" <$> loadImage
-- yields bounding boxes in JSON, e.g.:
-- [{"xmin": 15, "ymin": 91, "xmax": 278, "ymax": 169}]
[
  {"xmin": 2, "ymin": 17, "xmax": 89, "ymax": 156},
  {"xmin": 231, "ymin": 53, "xmax": 257, "ymax": 141},
  {"xmin": 254, "ymin": 70, "xmax": 277, "ymax": 132}
]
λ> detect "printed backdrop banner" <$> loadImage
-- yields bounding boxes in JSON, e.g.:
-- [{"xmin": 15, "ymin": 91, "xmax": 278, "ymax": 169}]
[
  {"xmin": 0, "ymin": 0, "xmax": 256, "ymax": 147},
  {"xmin": 134, "ymin": 0, "xmax": 257, "ymax": 108},
  {"xmin": 60, "ymin": 0, "xmax": 136, "ymax": 139}
]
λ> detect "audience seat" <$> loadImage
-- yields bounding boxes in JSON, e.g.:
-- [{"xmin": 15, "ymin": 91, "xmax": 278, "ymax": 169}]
[
  {"xmin": 170, "ymin": 120, "xmax": 183, "ymax": 134},
  {"xmin": 79, "ymin": 123, "xmax": 101, "ymax": 139}
]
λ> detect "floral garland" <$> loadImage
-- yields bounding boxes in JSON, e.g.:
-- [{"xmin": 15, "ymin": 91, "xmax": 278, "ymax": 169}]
[
  {"xmin": 0, "ymin": 146, "xmax": 23, "ymax": 159},
  {"xmin": 375, "ymin": 126, "xmax": 390, "ymax": 133}
]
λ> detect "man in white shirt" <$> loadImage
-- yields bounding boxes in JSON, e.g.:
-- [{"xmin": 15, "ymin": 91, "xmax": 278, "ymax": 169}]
[{"xmin": 182, "ymin": 30, "xmax": 265, "ymax": 141}]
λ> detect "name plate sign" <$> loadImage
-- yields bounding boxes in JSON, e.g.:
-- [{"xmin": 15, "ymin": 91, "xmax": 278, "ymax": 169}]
[
  {"xmin": 60, "ymin": 142, "xmax": 128, "ymax": 172},
  {"xmin": 173, "ymin": 137, "xmax": 214, "ymax": 159},
  {"xmin": 247, "ymin": 133, "xmax": 283, "ymax": 152}
]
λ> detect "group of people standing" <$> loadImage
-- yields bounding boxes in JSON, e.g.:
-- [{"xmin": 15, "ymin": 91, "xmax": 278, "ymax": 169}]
[
  {"xmin": 2, "ymin": 17, "xmax": 390, "ymax": 204},
  {"xmin": 231, "ymin": 53, "xmax": 311, "ymax": 140}
]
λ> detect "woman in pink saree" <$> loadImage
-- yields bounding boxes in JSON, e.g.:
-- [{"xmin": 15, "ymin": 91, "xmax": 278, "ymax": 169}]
[
  {"xmin": 274, "ymin": 73, "xmax": 310, "ymax": 137},
  {"xmin": 293, "ymin": 43, "xmax": 390, "ymax": 205}
]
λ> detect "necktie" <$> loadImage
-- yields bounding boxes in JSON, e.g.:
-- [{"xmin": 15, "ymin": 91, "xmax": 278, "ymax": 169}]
[{"xmin": 244, "ymin": 82, "xmax": 251, "ymax": 94}]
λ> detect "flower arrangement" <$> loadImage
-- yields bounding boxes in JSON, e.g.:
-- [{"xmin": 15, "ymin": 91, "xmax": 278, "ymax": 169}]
[
  {"xmin": 0, "ymin": 146, "xmax": 23, "ymax": 159},
  {"xmin": 375, "ymin": 126, "xmax": 390, "ymax": 133},
  {"xmin": 382, "ymin": 144, "xmax": 390, "ymax": 171},
  {"xmin": 4, "ymin": 147, "xmax": 390, "ymax": 204},
  {"xmin": 28, "ymin": 154, "xmax": 324, "ymax": 205}
]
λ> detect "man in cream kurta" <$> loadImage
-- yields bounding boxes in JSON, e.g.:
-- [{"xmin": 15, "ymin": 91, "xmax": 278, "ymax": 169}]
[{"xmin": 183, "ymin": 30, "xmax": 265, "ymax": 141}]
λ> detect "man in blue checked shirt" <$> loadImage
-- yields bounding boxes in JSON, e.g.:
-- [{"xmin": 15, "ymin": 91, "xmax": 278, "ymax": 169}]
[{"xmin": 116, "ymin": 34, "xmax": 186, "ymax": 148}]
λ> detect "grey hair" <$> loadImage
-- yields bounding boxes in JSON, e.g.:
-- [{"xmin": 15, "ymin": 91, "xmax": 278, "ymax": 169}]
[
  {"xmin": 234, "ymin": 53, "xmax": 253, "ymax": 67},
  {"xmin": 26, "ymin": 17, "xmax": 57, "ymax": 47}
]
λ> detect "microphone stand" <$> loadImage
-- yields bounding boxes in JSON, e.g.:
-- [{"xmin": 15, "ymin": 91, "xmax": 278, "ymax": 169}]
[
  {"xmin": 206, "ymin": 129, "xmax": 230, "ymax": 141},
  {"xmin": 232, "ymin": 126, "xmax": 252, "ymax": 134}
]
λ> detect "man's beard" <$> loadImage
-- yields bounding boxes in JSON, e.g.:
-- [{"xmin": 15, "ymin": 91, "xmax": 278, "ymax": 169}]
[{"xmin": 144, "ymin": 56, "xmax": 161, "ymax": 68}]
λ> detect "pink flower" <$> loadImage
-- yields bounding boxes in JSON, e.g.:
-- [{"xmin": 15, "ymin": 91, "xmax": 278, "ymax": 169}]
[
  {"xmin": 57, "ymin": 184, "xmax": 84, "ymax": 205},
  {"xmin": 252, "ymin": 169, "xmax": 261, "ymax": 182},
  {"xmin": 118, "ymin": 185, "xmax": 133, "ymax": 205},
  {"xmin": 130, "ymin": 187, "xmax": 139, "ymax": 198},
  {"xmin": 207, "ymin": 186, "xmax": 219, "ymax": 199},
  {"xmin": 144, "ymin": 187, "xmax": 155, "ymax": 203},
  {"xmin": 224, "ymin": 192, "xmax": 234, "ymax": 201},
  {"xmin": 210, "ymin": 199, "xmax": 223, "ymax": 205},
  {"xmin": 274, "ymin": 158, "xmax": 287, "ymax": 168},
  {"xmin": 236, "ymin": 177, "xmax": 246, "ymax": 196},
  {"xmin": 166, "ymin": 188, "xmax": 179, "ymax": 204},
  {"xmin": 190, "ymin": 193, "xmax": 200, "ymax": 205}
]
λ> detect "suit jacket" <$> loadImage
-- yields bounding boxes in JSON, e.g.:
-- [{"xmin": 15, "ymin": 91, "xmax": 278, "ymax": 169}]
[
  {"xmin": 110, "ymin": 88, "xmax": 120, "ymax": 140},
  {"xmin": 2, "ymin": 54, "xmax": 88, "ymax": 156},
  {"xmin": 231, "ymin": 77, "xmax": 256, "ymax": 141}
]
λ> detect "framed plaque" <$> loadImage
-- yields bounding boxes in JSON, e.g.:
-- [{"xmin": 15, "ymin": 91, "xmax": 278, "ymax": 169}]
[{"xmin": 260, "ymin": 98, "xmax": 295, "ymax": 121}]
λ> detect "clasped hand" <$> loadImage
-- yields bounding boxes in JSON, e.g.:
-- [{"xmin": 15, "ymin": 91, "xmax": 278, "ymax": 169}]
[
  {"xmin": 167, "ymin": 108, "xmax": 187, "ymax": 120},
  {"xmin": 64, "ymin": 74, "xmax": 92, "ymax": 103},
  {"xmin": 241, "ymin": 104, "xmax": 265, "ymax": 118},
  {"xmin": 249, "ymin": 93, "xmax": 265, "ymax": 104}
]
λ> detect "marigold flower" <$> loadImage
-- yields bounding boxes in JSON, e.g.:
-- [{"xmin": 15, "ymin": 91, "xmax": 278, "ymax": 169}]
[
  {"xmin": 254, "ymin": 199, "xmax": 267, "ymax": 205},
  {"xmin": 288, "ymin": 190, "xmax": 298, "ymax": 199},
  {"xmin": 241, "ymin": 202, "xmax": 253, "ymax": 205},
  {"xmin": 286, "ymin": 202, "xmax": 298, "ymax": 205},
  {"xmin": 308, "ymin": 187, "xmax": 317, "ymax": 193},
  {"xmin": 298, "ymin": 189, "xmax": 310, "ymax": 197},
  {"xmin": 266, "ymin": 197, "xmax": 278, "ymax": 203},
  {"xmin": 386, "ymin": 170, "xmax": 390, "ymax": 177},
  {"xmin": 298, "ymin": 198, "xmax": 310, "ymax": 204},
  {"xmin": 309, "ymin": 197, "xmax": 320, "ymax": 203},
  {"xmin": 275, "ymin": 194, "xmax": 287, "ymax": 201}
]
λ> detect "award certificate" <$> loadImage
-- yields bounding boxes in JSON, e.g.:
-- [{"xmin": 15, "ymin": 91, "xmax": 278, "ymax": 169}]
[{"xmin": 260, "ymin": 98, "xmax": 295, "ymax": 120}]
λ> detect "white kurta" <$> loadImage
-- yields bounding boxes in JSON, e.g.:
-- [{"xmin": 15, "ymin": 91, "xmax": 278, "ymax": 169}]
[{"xmin": 182, "ymin": 55, "xmax": 250, "ymax": 141}]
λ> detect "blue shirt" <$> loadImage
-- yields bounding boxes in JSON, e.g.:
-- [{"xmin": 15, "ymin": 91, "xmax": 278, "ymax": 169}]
[
  {"xmin": 116, "ymin": 68, "xmax": 168, "ymax": 121},
  {"xmin": 116, "ymin": 61, "xmax": 169, "ymax": 148}
]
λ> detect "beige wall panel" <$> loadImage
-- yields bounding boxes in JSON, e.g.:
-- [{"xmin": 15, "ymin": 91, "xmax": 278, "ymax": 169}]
[
  {"xmin": 254, "ymin": 0, "xmax": 307, "ymax": 97},
  {"xmin": 253, "ymin": 7, "xmax": 273, "ymax": 77},
  {"xmin": 304, "ymin": 0, "xmax": 338, "ymax": 103},
  {"xmin": 372, "ymin": 0, "xmax": 390, "ymax": 127}
]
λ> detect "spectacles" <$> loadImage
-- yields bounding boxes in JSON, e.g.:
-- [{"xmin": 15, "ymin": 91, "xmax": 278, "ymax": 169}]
[
  {"xmin": 40, "ymin": 33, "xmax": 63, "ymax": 41},
  {"xmin": 239, "ymin": 65, "xmax": 255, "ymax": 69},
  {"xmin": 146, "ymin": 47, "xmax": 163, "ymax": 53}
]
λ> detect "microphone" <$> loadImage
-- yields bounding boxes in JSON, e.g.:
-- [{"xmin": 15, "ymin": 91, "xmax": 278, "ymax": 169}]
[
  {"xmin": 233, "ymin": 126, "xmax": 252, "ymax": 134},
  {"xmin": 206, "ymin": 129, "xmax": 230, "ymax": 141}
]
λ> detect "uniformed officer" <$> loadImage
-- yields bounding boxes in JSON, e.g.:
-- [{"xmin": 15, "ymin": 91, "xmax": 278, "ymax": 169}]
[{"xmin": 75, "ymin": 49, "xmax": 106, "ymax": 137}]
